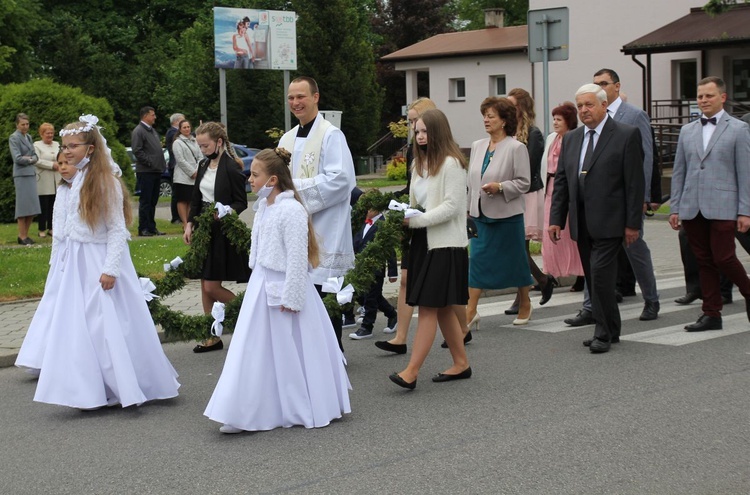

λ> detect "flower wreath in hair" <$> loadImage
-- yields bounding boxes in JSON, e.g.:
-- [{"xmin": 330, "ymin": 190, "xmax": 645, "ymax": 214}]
[{"xmin": 59, "ymin": 114, "xmax": 122, "ymax": 177}]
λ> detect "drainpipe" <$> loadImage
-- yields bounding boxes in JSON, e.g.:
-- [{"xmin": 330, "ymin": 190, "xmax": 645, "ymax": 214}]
[{"xmin": 631, "ymin": 54, "xmax": 650, "ymax": 116}]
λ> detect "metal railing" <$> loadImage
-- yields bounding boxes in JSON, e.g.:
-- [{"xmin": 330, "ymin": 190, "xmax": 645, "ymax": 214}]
[{"xmin": 366, "ymin": 132, "xmax": 407, "ymax": 172}]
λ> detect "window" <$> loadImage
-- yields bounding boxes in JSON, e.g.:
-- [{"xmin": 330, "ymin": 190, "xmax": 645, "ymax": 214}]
[
  {"xmin": 491, "ymin": 75, "xmax": 507, "ymax": 96},
  {"xmin": 732, "ymin": 58, "xmax": 750, "ymax": 100},
  {"xmin": 449, "ymin": 78, "xmax": 466, "ymax": 101}
]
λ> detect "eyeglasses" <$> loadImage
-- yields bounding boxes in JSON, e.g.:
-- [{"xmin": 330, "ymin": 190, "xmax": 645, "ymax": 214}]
[
  {"xmin": 60, "ymin": 143, "xmax": 88, "ymax": 151},
  {"xmin": 595, "ymin": 81, "xmax": 616, "ymax": 87}
]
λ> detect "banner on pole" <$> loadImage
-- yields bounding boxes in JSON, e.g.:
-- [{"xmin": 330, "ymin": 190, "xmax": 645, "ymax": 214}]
[{"xmin": 213, "ymin": 7, "xmax": 297, "ymax": 70}]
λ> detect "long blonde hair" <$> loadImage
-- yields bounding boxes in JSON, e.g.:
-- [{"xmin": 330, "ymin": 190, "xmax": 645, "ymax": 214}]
[
  {"xmin": 60, "ymin": 121, "xmax": 132, "ymax": 229},
  {"xmin": 508, "ymin": 88, "xmax": 536, "ymax": 145},
  {"xmin": 254, "ymin": 148, "xmax": 320, "ymax": 267}
]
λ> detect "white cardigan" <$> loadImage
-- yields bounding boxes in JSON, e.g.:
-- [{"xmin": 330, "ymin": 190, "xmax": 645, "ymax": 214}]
[
  {"xmin": 409, "ymin": 156, "xmax": 468, "ymax": 250},
  {"xmin": 250, "ymin": 190, "xmax": 310, "ymax": 311}
]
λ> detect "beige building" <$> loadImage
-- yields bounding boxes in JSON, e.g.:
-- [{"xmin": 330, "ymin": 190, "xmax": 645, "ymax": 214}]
[{"xmin": 382, "ymin": 0, "xmax": 750, "ymax": 148}]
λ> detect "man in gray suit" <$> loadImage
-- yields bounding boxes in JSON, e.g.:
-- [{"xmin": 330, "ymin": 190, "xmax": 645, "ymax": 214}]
[
  {"xmin": 564, "ymin": 69, "xmax": 660, "ymax": 327},
  {"xmin": 669, "ymin": 76, "xmax": 750, "ymax": 331}
]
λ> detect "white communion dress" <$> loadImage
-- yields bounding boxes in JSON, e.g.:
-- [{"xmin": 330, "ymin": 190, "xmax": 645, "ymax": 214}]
[
  {"xmin": 16, "ymin": 181, "xmax": 72, "ymax": 375},
  {"xmin": 31, "ymin": 169, "xmax": 180, "ymax": 409},
  {"xmin": 204, "ymin": 190, "xmax": 351, "ymax": 431}
]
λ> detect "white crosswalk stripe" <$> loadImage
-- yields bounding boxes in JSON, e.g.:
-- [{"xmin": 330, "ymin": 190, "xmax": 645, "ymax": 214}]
[{"xmin": 465, "ymin": 275, "xmax": 749, "ymax": 346}]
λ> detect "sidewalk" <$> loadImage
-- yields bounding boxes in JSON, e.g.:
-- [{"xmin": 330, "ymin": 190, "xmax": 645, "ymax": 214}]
[{"xmin": 0, "ymin": 210, "xmax": 690, "ymax": 368}]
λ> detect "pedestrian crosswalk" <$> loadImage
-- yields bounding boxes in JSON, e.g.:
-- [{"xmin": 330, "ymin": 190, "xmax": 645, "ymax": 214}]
[{"xmin": 464, "ymin": 275, "xmax": 750, "ymax": 347}]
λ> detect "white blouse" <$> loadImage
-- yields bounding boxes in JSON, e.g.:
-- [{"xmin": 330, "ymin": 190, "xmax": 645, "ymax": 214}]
[{"xmin": 200, "ymin": 167, "xmax": 217, "ymax": 203}]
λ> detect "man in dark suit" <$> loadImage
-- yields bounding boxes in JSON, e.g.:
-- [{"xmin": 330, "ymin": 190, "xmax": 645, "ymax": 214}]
[
  {"xmin": 131, "ymin": 106, "xmax": 167, "ymax": 236},
  {"xmin": 549, "ymin": 83, "xmax": 644, "ymax": 353},
  {"xmin": 669, "ymin": 76, "xmax": 750, "ymax": 331},
  {"xmin": 348, "ymin": 208, "xmax": 398, "ymax": 340}
]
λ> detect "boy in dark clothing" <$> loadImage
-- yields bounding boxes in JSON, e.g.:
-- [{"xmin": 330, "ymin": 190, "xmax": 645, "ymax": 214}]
[{"xmin": 348, "ymin": 208, "xmax": 398, "ymax": 339}]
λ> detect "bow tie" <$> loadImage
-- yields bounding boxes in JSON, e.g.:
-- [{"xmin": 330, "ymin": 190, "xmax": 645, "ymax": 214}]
[
  {"xmin": 700, "ymin": 117, "xmax": 717, "ymax": 126},
  {"xmin": 365, "ymin": 219, "xmax": 373, "ymax": 225}
]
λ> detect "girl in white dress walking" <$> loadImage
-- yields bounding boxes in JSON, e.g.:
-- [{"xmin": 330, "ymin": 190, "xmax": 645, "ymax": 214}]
[
  {"xmin": 31, "ymin": 115, "xmax": 179, "ymax": 409},
  {"xmin": 204, "ymin": 148, "xmax": 350, "ymax": 433}
]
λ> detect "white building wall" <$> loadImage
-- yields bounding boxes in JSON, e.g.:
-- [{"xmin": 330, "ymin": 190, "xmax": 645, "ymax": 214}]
[
  {"xmin": 396, "ymin": 53, "xmax": 532, "ymax": 148},
  {"xmin": 528, "ymin": 0, "xmax": 704, "ymax": 130}
]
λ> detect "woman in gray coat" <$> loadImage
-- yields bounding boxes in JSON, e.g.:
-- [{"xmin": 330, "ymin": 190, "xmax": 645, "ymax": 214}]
[{"xmin": 9, "ymin": 113, "xmax": 40, "ymax": 245}]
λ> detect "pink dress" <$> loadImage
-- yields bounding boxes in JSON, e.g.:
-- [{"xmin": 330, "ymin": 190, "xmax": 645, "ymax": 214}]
[{"xmin": 542, "ymin": 134, "xmax": 584, "ymax": 278}]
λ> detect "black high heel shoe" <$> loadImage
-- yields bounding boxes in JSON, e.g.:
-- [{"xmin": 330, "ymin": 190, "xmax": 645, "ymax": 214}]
[
  {"xmin": 505, "ymin": 302, "xmax": 519, "ymax": 315},
  {"xmin": 540, "ymin": 276, "xmax": 556, "ymax": 305}
]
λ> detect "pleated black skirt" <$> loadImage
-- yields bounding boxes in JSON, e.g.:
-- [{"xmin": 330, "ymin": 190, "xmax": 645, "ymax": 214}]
[{"xmin": 406, "ymin": 228, "xmax": 468, "ymax": 308}]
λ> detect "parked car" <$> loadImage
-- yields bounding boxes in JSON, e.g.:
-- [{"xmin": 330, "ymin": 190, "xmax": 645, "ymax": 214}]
[
  {"xmin": 128, "ymin": 144, "xmax": 259, "ymax": 196},
  {"xmin": 126, "ymin": 147, "xmax": 172, "ymax": 197},
  {"xmin": 232, "ymin": 144, "xmax": 261, "ymax": 191}
]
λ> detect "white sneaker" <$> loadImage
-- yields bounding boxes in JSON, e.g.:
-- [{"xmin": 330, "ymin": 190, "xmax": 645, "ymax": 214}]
[
  {"xmin": 356, "ymin": 317, "xmax": 364, "ymax": 324},
  {"xmin": 220, "ymin": 424, "xmax": 243, "ymax": 434},
  {"xmin": 357, "ymin": 306, "xmax": 366, "ymax": 316}
]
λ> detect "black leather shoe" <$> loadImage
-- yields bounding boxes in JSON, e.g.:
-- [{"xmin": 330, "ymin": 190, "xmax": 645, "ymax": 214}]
[
  {"xmin": 193, "ymin": 338, "xmax": 224, "ymax": 353},
  {"xmin": 615, "ymin": 290, "xmax": 623, "ymax": 303},
  {"xmin": 564, "ymin": 309, "xmax": 594, "ymax": 327},
  {"xmin": 139, "ymin": 230, "xmax": 155, "ymax": 237},
  {"xmin": 153, "ymin": 230, "xmax": 166, "ymax": 236},
  {"xmin": 504, "ymin": 303, "xmax": 519, "ymax": 315},
  {"xmin": 540, "ymin": 276, "xmax": 555, "ymax": 306},
  {"xmin": 684, "ymin": 314, "xmax": 722, "ymax": 332},
  {"xmin": 639, "ymin": 300, "xmax": 660, "ymax": 321},
  {"xmin": 675, "ymin": 293, "xmax": 700, "ymax": 305},
  {"xmin": 389, "ymin": 372, "xmax": 416, "ymax": 390},
  {"xmin": 440, "ymin": 331, "xmax": 472, "ymax": 349},
  {"xmin": 375, "ymin": 341, "xmax": 407, "ymax": 354},
  {"xmin": 583, "ymin": 336, "xmax": 619, "ymax": 346},
  {"xmin": 432, "ymin": 367, "xmax": 472, "ymax": 382},
  {"xmin": 589, "ymin": 338, "xmax": 611, "ymax": 353}
]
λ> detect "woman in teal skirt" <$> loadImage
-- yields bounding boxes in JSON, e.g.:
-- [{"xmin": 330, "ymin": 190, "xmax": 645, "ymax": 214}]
[{"xmin": 466, "ymin": 97, "xmax": 534, "ymax": 328}]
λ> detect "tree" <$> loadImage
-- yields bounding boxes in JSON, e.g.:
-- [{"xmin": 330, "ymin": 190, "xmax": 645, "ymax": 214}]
[
  {"xmin": 704, "ymin": 0, "xmax": 747, "ymax": 14},
  {"xmin": 451, "ymin": 0, "xmax": 529, "ymax": 31},
  {"xmin": 0, "ymin": 0, "xmax": 46, "ymax": 83},
  {"xmin": 372, "ymin": 0, "xmax": 454, "ymax": 130},
  {"xmin": 293, "ymin": 0, "xmax": 384, "ymax": 155}
]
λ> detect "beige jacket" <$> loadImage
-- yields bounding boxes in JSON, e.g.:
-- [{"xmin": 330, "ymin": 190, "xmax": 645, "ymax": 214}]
[{"xmin": 467, "ymin": 136, "xmax": 530, "ymax": 219}]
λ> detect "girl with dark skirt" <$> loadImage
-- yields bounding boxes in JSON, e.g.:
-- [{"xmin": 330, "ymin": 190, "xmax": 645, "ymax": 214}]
[
  {"xmin": 183, "ymin": 122, "xmax": 251, "ymax": 353},
  {"xmin": 388, "ymin": 109, "xmax": 471, "ymax": 390}
]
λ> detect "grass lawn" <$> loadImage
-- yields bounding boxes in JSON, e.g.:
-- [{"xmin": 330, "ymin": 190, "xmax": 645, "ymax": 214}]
[
  {"xmin": 357, "ymin": 178, "xmax": 407, "ymax": 189},
  {"xmin": 0, "ymin": 221, "xmax": 189, "ymax": 301}
]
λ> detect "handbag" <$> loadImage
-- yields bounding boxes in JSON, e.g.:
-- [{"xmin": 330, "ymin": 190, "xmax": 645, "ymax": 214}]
[{"xmin": 467, "ymin": 217, "xmax": 478, "ymax": 239}]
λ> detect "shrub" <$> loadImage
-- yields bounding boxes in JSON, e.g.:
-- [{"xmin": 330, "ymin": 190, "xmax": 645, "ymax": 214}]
[
  {"xmin": 0, "ymin": 79, "xmax": 133, "ymax": 222},
  {"xmin": 385, "ymin": 156, "xmax": 407, "ymax": 181}
]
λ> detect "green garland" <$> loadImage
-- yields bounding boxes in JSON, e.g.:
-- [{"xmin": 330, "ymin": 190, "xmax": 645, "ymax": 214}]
[
  {"xmin": 144, "ymin": 205, "xmax": 251, "ymax": 341},
  {"xmin": 145, "ymin": 191, "xmax": 408, "ymax": 341}
]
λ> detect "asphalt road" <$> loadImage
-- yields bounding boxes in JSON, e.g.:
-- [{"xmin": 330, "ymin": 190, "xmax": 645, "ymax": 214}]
[{"xmin": 1, "ymin": 271, "xmax": 749, "ymax": 494}]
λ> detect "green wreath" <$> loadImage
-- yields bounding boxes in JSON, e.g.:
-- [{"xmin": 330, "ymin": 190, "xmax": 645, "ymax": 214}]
[{"xmin": 146, "ymin": 191, "xmax": 408, "ymax": 341}]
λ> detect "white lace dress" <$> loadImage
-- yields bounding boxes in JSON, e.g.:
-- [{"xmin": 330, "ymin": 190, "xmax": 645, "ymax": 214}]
[
  {"xmin": 31, "ymin": 169, "xmax": 180, "ymax": 409},
  {"xmin": 204, "ymin": 191, "xmax": 351, "ymax": 431}
]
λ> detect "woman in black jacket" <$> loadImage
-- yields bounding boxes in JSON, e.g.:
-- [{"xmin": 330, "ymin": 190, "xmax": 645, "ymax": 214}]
[{"xmin": 184, "ymin": 122, "xmax": 251, "ymax": 352}]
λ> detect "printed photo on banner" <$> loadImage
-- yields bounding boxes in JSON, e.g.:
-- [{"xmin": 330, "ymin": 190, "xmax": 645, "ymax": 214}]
[{"xmin": 213, "ymin": 7, "xmax": 297, "ymax": 71}]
